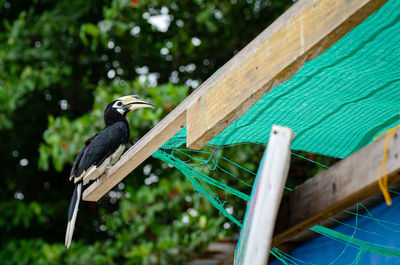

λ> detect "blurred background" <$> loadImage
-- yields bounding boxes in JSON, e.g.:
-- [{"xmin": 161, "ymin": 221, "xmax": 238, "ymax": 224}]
[{"xmin": 0, "ymin": 0, "xmax": 317, "ymax": 264}]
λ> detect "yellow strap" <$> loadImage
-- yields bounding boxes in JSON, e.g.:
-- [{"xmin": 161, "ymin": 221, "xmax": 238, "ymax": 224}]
[{"xmin": 377, "ymin": 124, "xmax": 400, "ymax": 206}]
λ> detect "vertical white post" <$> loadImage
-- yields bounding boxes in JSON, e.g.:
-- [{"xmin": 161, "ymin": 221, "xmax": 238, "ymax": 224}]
[{"xmin": 234, "ymin": 125, "xmax": 294, "ymax": 265}]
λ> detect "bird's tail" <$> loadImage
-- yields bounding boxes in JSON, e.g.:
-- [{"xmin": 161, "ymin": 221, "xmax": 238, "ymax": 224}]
[{"xmin": 65, "ymin": 182, "xmax": 82, "ymax": 249}]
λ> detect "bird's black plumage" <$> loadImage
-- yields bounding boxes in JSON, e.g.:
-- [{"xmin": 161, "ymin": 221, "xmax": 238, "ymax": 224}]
[
  {"xmin": 70, "ymin": 101, "xmax": 130, "ymax": 182},
  {"xmin": 65, "ymin": 95, "xmax": 155, "ymax": 249},
  {"xmin": 73, "ymin": 122, "xmax": 129, "ymax": 180},
  {"xmin": 68, "ymin": 137, "xmax": 91, "ymax": 181}
]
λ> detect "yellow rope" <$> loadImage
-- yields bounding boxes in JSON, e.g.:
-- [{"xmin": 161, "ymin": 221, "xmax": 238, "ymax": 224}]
[{"xmin": 376, "ymin": 124, "xmax": 400, "ymax": 206}]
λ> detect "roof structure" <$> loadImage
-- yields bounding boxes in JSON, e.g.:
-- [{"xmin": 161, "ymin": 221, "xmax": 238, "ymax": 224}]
[
  {"xmin": 82, "ymin": 0, "xmax": 400, "ymax": 257},
  {"xmin": 83, "ymin": 0, "xmax": 390, "ymax": 202}
]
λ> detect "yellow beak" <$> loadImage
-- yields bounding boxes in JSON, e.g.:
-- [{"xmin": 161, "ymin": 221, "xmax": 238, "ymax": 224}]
[{"xmin": 118, "ymin": 95, "xmax": 156, "ymax": 112}]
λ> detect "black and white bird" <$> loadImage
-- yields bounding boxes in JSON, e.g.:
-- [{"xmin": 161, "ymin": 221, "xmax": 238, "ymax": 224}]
[{"xmin": 65, "ymin": 95, "xmax": 156, "ymax": 249}]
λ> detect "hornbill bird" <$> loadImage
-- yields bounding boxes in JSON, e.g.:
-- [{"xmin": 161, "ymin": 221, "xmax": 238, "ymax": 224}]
[{"xmin": 65, "ymin": 95, "xmax": 156, "ymax": 249}]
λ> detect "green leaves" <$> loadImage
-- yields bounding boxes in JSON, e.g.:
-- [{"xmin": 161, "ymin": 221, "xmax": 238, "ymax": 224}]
[
  {"xmin": 0, "ymin": 175, "xmax": 226, "ymax": 265},
  {"xmin": 39, "ymin": 79, "xmax": 188, "ymax": 171},
  {"xmin": 0, "ymin": 1, "xmax": 91, "ymax": 129},
  {"xmin": 80, "ymin": 23, "xmax": 101, "ymax": 50},
  {"xmin": 0, "ymin": 201, "xmax": 50, "ymax": 231},
  {"xmin": 0, "ymin": 0, "xmax": 294, "ymax": 264},
  {"xmin": 96, "ymin": 176, "xmax": 226, "ymax": 265}
]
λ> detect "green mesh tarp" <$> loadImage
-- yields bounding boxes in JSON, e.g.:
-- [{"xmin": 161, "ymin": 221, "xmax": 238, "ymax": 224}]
[
  {"xmin": 159, "ymin": 0, "xmax": 400, "ymax": 158},
  {"xmin": 153, "ymin": 0, "xmax": 400, "ymax": 228},
  {"xmin": 152, "ymin": 1, "xmax": 400, "ymax": 259}
]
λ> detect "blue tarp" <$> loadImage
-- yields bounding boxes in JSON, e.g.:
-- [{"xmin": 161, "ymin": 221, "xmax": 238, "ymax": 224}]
[{"xmin": 269, "ymin": 195, "xmax": 400, "ymax": 264}]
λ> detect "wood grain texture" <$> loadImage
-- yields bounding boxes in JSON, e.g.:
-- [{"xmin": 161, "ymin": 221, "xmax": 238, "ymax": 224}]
[
  {"xmin": 82, "ymin": 110, "xmax": 186, "ymax": 201},
  {"xmin": 82, "ymin": 56, "xmax": 241, "ymax": 201},
  {"xmin": 83, "ymin": 0, "xmax": 387, "ymax": 201},
  {"xmin": 186, "ymin": 0, "xmax": 387, "ymax": 150},
  {"xmin": 272, "ymin": 129, "xmax": 400, "ymax": 246}
]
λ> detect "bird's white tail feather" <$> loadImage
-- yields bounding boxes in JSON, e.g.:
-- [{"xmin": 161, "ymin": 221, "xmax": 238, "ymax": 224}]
[{"xmin": 65, "ymin": 182, "xmax": 82, "ymax": 249}]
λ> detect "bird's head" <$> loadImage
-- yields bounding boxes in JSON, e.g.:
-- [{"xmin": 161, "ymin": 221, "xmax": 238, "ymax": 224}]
[
  {"xmin": 104, "ymin": 95, "xmax": 156, "ymax": 125},
  {"xmin": 112, "ymin": 95, "xmax": 156, "ymax": 115}
]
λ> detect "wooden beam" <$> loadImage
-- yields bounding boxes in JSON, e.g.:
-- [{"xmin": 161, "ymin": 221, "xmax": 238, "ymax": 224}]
[
  {"xmin": 82, "ymin": 57, "xmax": 239, "ymax": 201},
  {"xmin": 83, "ymin": 0, "xmax": 387, "ymax": 201},
  {"xmin": 186, "ymin": 0, "xmax": 387, "ymax": 150},
  {"xmin": 83, "ymin": 50, "xmax": 254, "ymax": 200},
  {"xmin": 272, "ymin": 128, "xmax": 400, "ymax": 246},
  {"xmin": 82, "ymin": 107, "xmax": 185, "ymax": 201}
]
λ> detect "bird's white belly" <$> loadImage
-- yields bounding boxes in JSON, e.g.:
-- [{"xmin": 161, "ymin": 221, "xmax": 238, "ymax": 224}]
[
  {"xmin": 78, "ymin": 145, "xmax": 125, "ymax": 186},
  {"xmin": 81, "ymin": 157, "xmax": 110, "ymax": 185},
  {"xmin": 109, "ymin": 145, "xmax": 125, "ymax": 165}
]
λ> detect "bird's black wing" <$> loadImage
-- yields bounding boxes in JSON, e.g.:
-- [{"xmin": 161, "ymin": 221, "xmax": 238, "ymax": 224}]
[
  {"xmin": 73, "ymin": 122, "xmax": 128, "ymax": 181},
  {"xmin": 69, "ymin": 134, "xmax": 97, "ymax": 180}
]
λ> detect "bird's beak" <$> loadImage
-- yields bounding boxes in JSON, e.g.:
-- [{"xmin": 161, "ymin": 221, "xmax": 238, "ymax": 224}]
[{"xmin": 118, "ymin": 95, "xmax": 156, "ymax": 112}]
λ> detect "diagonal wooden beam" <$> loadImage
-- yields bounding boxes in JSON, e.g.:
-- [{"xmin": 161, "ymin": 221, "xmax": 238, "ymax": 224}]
[
  {"xmin": 83, "ymin": 0, "xmax": 387, "ymax": 201},
  {"xmin": 82, "ymin": 107, "xmax": 186, "ymax": 201},
  {"xmin": 272, "ymin": 128, "xmax": 400, "ymax": 246},
  {"xmin": 83, "ymin": 60, "xmax": 237, "ymax": 201},
  {"xmin": 186, "ymin": 0, "xmax": 387, "ymax": 150}
]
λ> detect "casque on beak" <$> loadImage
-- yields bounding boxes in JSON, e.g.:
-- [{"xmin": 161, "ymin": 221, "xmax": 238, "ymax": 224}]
[{"xmin": 118, "ymin": 95, "xmax": 156, "ymax": 112}]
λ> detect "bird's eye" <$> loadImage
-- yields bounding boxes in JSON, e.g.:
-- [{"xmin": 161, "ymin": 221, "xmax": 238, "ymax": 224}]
[{"xmin": 116, "ymin": 101, "xmax": 123, "ymax": 107}]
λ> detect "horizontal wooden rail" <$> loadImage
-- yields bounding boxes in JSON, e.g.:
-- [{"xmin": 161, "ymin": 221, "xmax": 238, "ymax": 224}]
[
  {"xmin": 83, "ymin": 0, "xmax": 387, "ymax": 201},
  {"xmin": 272, "ymin": 129, "xmax": 400, "ymax": 246},
  {"xmin": 186, "ymin": 0, "xmax": 387, "ymax": 150}
]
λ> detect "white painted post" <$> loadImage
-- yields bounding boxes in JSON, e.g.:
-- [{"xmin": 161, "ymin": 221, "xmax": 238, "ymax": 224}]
[{"xmin": 234, "ymin": 125, "xmax": 294, "ymax": 265}]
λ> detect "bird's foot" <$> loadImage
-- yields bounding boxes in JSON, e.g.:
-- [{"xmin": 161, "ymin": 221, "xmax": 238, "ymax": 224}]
[{"xmin": 103, "ymin": 165, "xmax": 112, "ymax": 175}]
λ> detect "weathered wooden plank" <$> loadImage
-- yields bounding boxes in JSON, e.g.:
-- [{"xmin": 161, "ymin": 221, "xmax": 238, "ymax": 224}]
[
  {"xmin": 83, "ymin": 52, "xmax": 248, "ymax": 201},
  {"xmin": 83, "ymin": 0, "xmax": 387, "ymax": 201},
  {"xmin": 82, "ymin": 59, "xmax": 239, "ymax": 201},
  {"xmin": 186, "ymin": 0, "xmax": 387, "ymax": 150},
  {"xmin": 235, "ymin": 126, "xmax": 294, "ymax": 265},
  {"xmin": 272, "ymin": 129, "xmax": 400, "ymax": 246},
  {"xmin": 82, "ymin": 109, "xmax": 186, "ymax": 201}
]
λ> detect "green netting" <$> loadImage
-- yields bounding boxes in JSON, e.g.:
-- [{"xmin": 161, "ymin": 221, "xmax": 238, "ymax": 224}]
[
  {"xmin": 152, "ymin": 0, "xmax": 400, "ymax": 262},
  {"xmin": 154, "ymin": 0, "xmax": 400, "ymax": 217},
  {"xmin": 160, "ymin": 0, "xmax": 400, "ymax": 158}
]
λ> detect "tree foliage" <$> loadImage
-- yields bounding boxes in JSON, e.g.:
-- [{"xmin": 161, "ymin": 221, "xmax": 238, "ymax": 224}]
[{"xmin": 0, "ymin": 0, "xmax": 295, "ymax": 264}]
